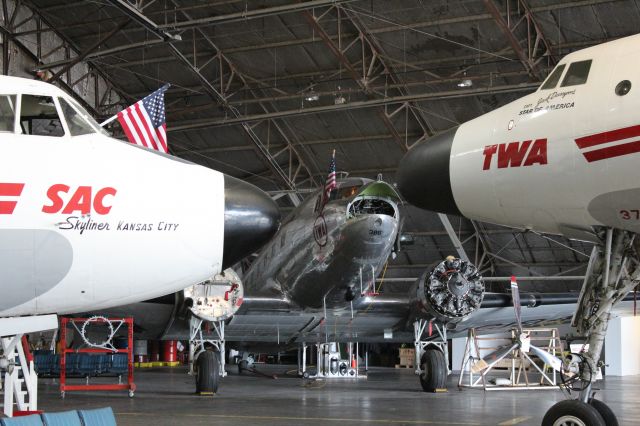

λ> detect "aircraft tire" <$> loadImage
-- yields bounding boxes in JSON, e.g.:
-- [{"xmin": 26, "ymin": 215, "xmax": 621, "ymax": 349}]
[
  {"xmin": 419, "ymin": 347, "xmax": 446, "ymax": 392},
  {"xmin": 589, "ymin": 399, "xmax": 618, "ymax": 426},
  {"xmin": 542, "ymin": 400, "xmax": 605, "ymax": 426},
  {"xmin": 195, "ymin": 351, "xmax": 220, "ymax": 395}
]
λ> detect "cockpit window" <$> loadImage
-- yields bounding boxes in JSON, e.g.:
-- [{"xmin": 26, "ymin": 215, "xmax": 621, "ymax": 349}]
[
  {"xmin": 66, "ymin": 97, "xmax": 108, "ymax": 136},
  {"xmin": 0, "ymin": 95, "xmax": 16, "ymax": 132},
  {"xmin": 59, "ymin": 97, "xmax": 95, "ymax": 136},
  {"xmin": 540, "ymin": 64, "xmax": 566, "ymax": 90},
  {"xmin": 336, "ymin": 185, "xmax": 361, "ymax": 200},
  {"xmin": 20, "ymin": 95, "xmax": 64, "ymax": 137},
  {"xmin": 561, "ymin": 60, "xmax": 592, "ymax": 87}
]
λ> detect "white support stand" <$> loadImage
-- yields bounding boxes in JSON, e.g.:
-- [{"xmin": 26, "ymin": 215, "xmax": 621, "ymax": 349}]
[
  {"xmin": 458, "ymin": 327, "xmax": 563, "ymax": 391},
  {"xmin": 414, "ymin": 319, "xmax": 449, "ymax": 376},
  {"xmin": 188, "ymin": 317, "xmax": 226, "ymax": 377},
  {"xmin": 298, "ymin": 342, "xmax": 362, "ymax": 379},
  {"xmin": 0, "ymin": 314, "xmax": 58, "ymax": 417},
  {"xmin": 297, "ymin": 342, "xmax": 309, "ymax": 377}
]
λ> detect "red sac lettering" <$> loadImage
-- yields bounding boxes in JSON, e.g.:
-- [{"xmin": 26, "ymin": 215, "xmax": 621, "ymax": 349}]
[
  {"xmin": 42, "ymin": 185, "xmax": 117, "ymax": 215},
  {"xmin": 482, "ymin": 138, "xmax": 548, "ymax": 170},
  {"xmin": 62, "ymin": 186, "xmax": 92, "ymax": 214},
  {"xmin": 42, "ymin": 184, "xmax": 70, "ymax": 213},
  {"xmin": 93, "ymin": 187, "xmax": 117, "ymax": 215}
]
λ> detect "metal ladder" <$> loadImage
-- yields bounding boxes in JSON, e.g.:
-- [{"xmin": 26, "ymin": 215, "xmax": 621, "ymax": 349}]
[{"xmin": 1, "ymin": 335, "xmax": 38, "ymax": 417}]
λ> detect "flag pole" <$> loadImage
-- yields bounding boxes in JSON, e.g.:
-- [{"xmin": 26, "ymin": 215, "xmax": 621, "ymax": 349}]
[{"xmin": 99, "ymin": 114, "xmax": 118, "ymax": 127}]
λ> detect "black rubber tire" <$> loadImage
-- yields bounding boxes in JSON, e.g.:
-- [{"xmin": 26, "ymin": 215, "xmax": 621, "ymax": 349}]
[
  {"xmin": 238, "ymin": 359, "xmax": 249, "ymax": 374},
  {"xmin": 589, "ymin": 399, "xmax": 618, "ymax": 426},
  {"xmin": 195, "ymin": 351, "xmax": 219, "ymax": 395},
  {"xmin": 542, "ymin": 400, "xmax": 605, "ymax": 426},
  {"xmin": 419, "ymin": 347, "xmax": 447, "ymax": 392}
]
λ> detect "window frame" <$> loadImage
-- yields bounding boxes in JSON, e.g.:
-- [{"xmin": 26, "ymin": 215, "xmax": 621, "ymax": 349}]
[
  {"xmin": 17, "ymin": 94, "xmax": 69, "ymax": 138},
  {"xmin": 0, "ymin": 94, "xmax": 18, "ymax": 133},
  {"xmin": 58, "ymin": 96, "xmax": 97, "ymax": 136},
  {"xmin": 539, "ymin": 64, "xmax": 567, "ymax": 91},
  {"xmin": 560, "ymin": 59, "xmax": 593, "ymax": 88}
]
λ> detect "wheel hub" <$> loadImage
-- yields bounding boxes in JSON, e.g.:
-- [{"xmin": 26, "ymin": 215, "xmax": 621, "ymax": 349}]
[{"xmin": 553, "ymin": 415, "xmax": 586, "ymax": 426}]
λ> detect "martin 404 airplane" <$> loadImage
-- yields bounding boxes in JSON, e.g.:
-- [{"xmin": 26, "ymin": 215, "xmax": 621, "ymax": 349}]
[
  {"xmin": 0, "ymin": 75, "xmax": 279, "ymax": 415},
  {"xmin": 398, "ymin": 33, "xmax": 640, "ymax": 425}
]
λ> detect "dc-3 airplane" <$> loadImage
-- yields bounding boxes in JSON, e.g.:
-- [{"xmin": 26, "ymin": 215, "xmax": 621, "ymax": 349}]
[
  {"xmin": 107, "ymin": 173, "xmax": 628, "ymax": 399},
  {"xmin": 0, "ymin": 75, "xmax": 279, "ymax": 415},
  {"xmin": 398, "ymin": 33, "xmax": 640, "ymax": 425}
]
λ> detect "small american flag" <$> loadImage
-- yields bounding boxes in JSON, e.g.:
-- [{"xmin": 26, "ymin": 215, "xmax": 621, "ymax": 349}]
[
  {"xmin": 117, "ymin": 84, "xmax": 170, "ymax": 153},
  {"xmin": 322, "ymin": 149, "xmax": 337, "ymax": 207}
]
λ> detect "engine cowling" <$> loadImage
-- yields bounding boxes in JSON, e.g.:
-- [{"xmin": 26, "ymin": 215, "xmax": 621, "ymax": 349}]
[
  {"xmin": 415, "ymin": 257, "xmax": 484, "ymax": 323},
  {"xmin": 183, "ymin": 268, "xmax": 244, "ymax": 322}
]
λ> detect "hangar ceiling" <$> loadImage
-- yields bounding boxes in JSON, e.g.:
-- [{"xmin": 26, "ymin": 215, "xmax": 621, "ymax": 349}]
[{"xmin": 2, "ymin": 0, "xmax": 636, "ymax": 293}]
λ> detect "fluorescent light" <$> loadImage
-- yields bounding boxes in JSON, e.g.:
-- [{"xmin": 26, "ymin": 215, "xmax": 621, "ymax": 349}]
[
  {"xmin": 457, "ymin": 79, "xmax": 473, "ymax": 88},
  {"xmin": 305, "ymin": 90, "xmax": 319, "ymax": 102}
]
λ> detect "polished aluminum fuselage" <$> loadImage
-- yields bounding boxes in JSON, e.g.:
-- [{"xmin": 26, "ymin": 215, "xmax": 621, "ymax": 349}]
[{"xmin": 240, "ymin": 190, "xmax": 399, "ymax": 311}]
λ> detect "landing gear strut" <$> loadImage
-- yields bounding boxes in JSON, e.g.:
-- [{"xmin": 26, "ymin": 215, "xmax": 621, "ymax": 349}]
[
  {"xmin": 543, "ymin": 228, "xmax": 637, "ymax": 426},
  {"xmin": 414, "ymin": 319, "xmax": 448, "ymax": 392},
  {"xmin": 189, "ymin": 316, "xmax": 225, "ymax": 395}
]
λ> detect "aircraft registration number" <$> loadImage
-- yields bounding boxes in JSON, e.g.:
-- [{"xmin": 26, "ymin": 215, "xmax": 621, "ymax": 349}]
[{"xmin": 620, "ymin": 210, "xmax": 640, "ymax": 220}]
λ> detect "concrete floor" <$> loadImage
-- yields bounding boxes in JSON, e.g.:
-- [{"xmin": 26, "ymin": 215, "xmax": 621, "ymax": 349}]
[{"xmin": 34, "ymin": 366, "xmax": 640, "ymax": 426}]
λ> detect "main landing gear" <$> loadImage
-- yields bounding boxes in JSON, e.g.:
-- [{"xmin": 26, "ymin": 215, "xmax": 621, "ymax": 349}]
[
  {"xmin": 414, "ymin": 319, "xmax": 448, "ymax": 392},
  {"xmin": 542, "ymin": 228, "xmax": 637, "ymax": 426}
]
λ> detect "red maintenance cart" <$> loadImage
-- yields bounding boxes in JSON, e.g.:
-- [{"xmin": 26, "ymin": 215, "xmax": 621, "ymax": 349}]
[{"xmin": 59, "ymin": 317, "xmax": 136, "ymax": 398}]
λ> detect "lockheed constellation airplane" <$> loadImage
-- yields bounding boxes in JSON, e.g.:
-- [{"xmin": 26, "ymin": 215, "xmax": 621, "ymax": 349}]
[{"xmin": 397, "ymin": 32, "xmax": 640, "ymax": 426}]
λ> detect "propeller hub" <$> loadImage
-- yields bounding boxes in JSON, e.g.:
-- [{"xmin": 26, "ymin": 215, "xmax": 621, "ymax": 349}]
[{"xmin": 447, "ymin": 273, "xmax": 470, "ymax": 297}]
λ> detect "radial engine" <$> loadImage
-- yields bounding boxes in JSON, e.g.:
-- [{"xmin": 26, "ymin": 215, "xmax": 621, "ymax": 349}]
[{"xmin": 413, "ymin": 257, "xmax": 485, "ymax": 323}]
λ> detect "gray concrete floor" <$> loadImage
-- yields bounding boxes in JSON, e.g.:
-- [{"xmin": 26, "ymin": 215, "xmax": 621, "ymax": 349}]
[{"xmin": 35, "ymin": 365, "xmax": 640, "ymax": 425}]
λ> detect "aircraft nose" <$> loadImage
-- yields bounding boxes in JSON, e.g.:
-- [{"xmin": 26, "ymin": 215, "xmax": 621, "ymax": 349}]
[
  {"xmin": 222, "ymin": 175, "xmax": 280, "ymax": 268},
  {"xmin": 396, "ymin": 127, "xmax": 462, "ymax": 215}
]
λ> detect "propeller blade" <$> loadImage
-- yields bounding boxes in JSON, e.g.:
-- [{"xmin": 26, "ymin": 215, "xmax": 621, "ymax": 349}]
[
  {"xmin": 471, "ymin": 342, "xmax": 519, "ymax": 374},
  {"xmin": 529, "ymin": 344, "xmax": 563, "ymax": 372},
  {"xmin": 510, "ymin": 276, "xmax": 523, "ymax": 334}
]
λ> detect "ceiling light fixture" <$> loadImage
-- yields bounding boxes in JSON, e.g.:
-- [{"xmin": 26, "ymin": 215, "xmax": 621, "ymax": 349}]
[{"xmin": 305, "ymin": 89, "xmax": 319, "ymax": 102}]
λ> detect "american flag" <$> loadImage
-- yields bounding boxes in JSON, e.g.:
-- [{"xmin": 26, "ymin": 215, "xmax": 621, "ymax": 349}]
[
  {"xmin": 117, "ymin": 84, "xmax": 170, "ymax": 153},
  {"xmin": 322, "ymin": 149, "xmax": 337, "ymax": 207}
]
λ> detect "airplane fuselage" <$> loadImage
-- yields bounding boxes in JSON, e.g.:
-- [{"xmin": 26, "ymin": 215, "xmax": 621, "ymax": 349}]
[
  {"xmin": 1, "ymin": 134, "xmax": 224, "ymax": 316},
  {"xmin": 398, "ymin": 34, "xmax": 640, "ymax": 241},
  {"xmin": 0, "ymin": 76, "xmax": 279, "ymax": 318},
  {"xmin": 241, "ymin": 179, "xmax": 400, "ymax": 310}
]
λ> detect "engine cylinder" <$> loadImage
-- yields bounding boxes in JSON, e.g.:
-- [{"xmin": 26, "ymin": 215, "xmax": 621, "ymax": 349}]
[{"xmin": 416, "ymin": 257, "xmax": 484, "ymax": 323}]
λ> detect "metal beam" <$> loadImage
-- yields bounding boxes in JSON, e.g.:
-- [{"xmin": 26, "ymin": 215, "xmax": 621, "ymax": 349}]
[
  {"xmin": 106, "ymin": 0, "xmax": 317, "ymax": 205},
  {"xmin": 378, "ymin": 276, "xmax": 586, "ymax": 283},
  {"xmin": 169, "ymin": 82, "xmax": 538, "ymax": 132},
  {"xmin": 48, "ymin": 20, "xmax": 130, "ymax": 83},
  {"xmin": 437, "ymin": 213, "xmax": 470, "ymax": 262},
  {"xmin": 157, "ymin": 0, "xmax": 357, "ymax": 31},
  {"xmin": 67, "ymin": 0, "xmax": 617, "ymax": 52},
  {"xmin": 171, "ymin": 132, "xmax": 424, "ymax": 156},
  {"xmin": 483, "ymin": 0, "xmax": 555, "ymax": 81}
]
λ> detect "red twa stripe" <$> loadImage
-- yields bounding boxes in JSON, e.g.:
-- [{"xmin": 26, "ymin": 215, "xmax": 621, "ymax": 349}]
[
  {"xmin": 583, "ymin": 140, "xmax": 640, "ymax": 162},
  {"xmin": 0, "ymin": 201, "xmax": 18, "ymax": 214},
  {"xmin": 575, "ymin": 124, "xmax": 640, "ymax": 149},
  {"xmin": 0, "ymin": 182, "xmax": 25, "ymax": 196}
]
